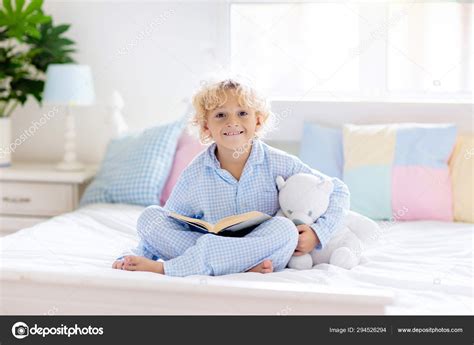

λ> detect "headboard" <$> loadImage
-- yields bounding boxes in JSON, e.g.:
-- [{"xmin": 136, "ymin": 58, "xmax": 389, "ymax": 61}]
[{"xmin": 265, "ymin": 100, "xmax": 473, "ymax": 155}]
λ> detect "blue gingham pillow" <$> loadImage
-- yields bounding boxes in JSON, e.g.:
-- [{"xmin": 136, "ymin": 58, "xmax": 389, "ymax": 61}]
[{"xmin": 80, "ymin": 119, "xmax": 185, "ymax": 206}]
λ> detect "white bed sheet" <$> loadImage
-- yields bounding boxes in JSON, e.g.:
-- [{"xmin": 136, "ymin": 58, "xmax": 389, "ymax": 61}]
[{"xmin": 1, "ymin": 203, "xmax": 472, "ymax": 315}]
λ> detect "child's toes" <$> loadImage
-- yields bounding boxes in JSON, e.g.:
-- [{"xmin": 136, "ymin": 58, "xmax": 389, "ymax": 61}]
[
  {"xmin": 123, "ymin": 263, "xmax": 135, "ymax": 271},
  {"xmin": 112, "ymin": 260, "xmax": 123, "ymax": 269},
  {"xmin": 262, "ymin": 260, "xmax": 274, "ymax": 273},
  {"xmin": 123, "ymin": 256, "xmax": 134, "ymax": 265},
  {"xmin": 126, "ymin": 256, "xmax": 147, "ymax": 270},
  {"xmin": 124, "ymin": 263, "xmax": 137, "ymax": 271},
  {"xmin": 122, "ymin": 256, "xmax": 134, "ymax": 269}
]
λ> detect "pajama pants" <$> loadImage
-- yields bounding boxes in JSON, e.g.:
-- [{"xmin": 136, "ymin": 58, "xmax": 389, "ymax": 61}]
[{"xmin": 134, "ymin": 205, "xmax": 299, "ymax": 277}]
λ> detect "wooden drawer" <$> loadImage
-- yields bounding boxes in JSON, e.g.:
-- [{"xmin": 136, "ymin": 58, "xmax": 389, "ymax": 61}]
[
  {"xmin": 0, "ymin": 215, "xmax": 48, "ymax": 235},
  {"xmin": 0, "ymin": 181, "xmax": 74, "ymax": 217}
]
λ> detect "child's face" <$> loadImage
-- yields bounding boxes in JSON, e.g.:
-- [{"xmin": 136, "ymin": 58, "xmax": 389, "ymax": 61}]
[{"xmin": 203, "ymin": 90, "xmax": 262, "ymax": 153}]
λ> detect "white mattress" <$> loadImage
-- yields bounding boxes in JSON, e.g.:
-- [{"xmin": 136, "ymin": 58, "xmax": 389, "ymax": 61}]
[{"xmin": 1, "ymin": 203, "xmax": 472, "ymax": 315}]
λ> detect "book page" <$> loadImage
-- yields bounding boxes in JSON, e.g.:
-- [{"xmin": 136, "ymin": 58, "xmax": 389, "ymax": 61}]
[
  {"xmin": 169, "ymin": 211, "xmax": 271, "ymax": 235},
  {"xmin": 220, "ymin": 214, "xmax": 272, "ymax": 232},
  {"xmin": 168, "ymin": 212, "xmax": 214, "ymax": 232},
  {"xmin": 214, "ymin": 211, "xmax": 271, "ymax": 233}
]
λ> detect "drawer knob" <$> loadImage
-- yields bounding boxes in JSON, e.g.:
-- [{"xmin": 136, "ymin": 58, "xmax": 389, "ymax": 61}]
[{"xmin": 2, "ymin": 196, "xmax": 31, "ymax": 203}]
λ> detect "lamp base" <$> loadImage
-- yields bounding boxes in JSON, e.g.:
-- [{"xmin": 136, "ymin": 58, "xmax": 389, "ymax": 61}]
[
  {"xmin": 56, "ymin": 106, "xmax": 84, "ymax": 172},
  {"xmin": 56, "ymin": 160, "xmax": 85, "ymax": 171}
]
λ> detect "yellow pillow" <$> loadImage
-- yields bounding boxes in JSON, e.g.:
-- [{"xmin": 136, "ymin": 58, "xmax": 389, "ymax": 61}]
[{"xmin": 449, "ymin": 135, "xmax": 474, "ymax": 223}]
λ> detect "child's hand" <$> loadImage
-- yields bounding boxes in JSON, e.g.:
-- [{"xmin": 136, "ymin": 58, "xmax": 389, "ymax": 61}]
[{"xmin": 294, "ymin": 224, "xmax": 319, "ymax": 256}]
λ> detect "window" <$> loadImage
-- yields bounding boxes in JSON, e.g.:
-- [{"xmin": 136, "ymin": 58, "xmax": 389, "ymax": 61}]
[
  {"xmin": 388, "ymin": 3, "xmax": 471, "ymax": 96},
  {"xmin": 231, "ymin": 3, "xmax": 359, "ymax": 98},
  {"xmin": 230, "ymin": 2, "xmax": 472, "ymax": 101}
]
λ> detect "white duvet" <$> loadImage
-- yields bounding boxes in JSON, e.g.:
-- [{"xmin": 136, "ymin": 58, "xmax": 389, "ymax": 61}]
[{"xmin": 1, "ymin": 203, "xmax": 472, "ymax": 315}]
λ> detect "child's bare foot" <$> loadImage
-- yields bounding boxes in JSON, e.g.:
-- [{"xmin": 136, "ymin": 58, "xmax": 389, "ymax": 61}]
[
  {"xmin": 112, "ymin": 260, "xmax": 124, "ymax": 270},
  {"xmin": 247, "ymin": 259, "xmax": 273, "ymax": 273},
  {"xmin": 120, "ymin": 255, "xmax": 164, "ymax": 274}
]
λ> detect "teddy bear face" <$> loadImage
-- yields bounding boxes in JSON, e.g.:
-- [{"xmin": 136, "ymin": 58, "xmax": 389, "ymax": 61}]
[{"xmin": 277, "ymin": 173, "xmax": 334, "ymax": 226}]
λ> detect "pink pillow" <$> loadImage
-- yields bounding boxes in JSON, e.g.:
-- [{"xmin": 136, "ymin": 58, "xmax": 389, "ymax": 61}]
[{"xmin": 160, "ymin": 132, "xmax": 207, "ymax": 206}]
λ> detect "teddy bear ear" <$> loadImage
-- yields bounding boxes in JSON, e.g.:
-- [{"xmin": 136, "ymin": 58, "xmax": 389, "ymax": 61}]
[
  {"xmin": 276, "ymin": 176, "xmax": 286, "ymax": 191},
  {"xmin": 318, "ymin": 179, "xmax": 334, "ymax": 194}
]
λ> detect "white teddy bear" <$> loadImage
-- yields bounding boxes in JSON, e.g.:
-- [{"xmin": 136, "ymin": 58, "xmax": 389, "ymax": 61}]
[{"xmin": 275, "ymin": 173, "xmax": 379, "ymax": 270}]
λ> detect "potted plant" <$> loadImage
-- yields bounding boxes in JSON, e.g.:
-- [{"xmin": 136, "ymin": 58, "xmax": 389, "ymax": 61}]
[{"xmin": 0, "ymin": 0, "xmax": 76, "ymax": 166}]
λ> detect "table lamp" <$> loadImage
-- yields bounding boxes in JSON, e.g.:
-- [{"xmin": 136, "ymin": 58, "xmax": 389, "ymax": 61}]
[{"xmin": 43, "ymin": 64, "xmax": 95, "ymax": 171}]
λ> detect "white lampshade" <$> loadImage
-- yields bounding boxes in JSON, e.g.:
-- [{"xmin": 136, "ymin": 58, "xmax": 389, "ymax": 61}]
[{"xmin": 43, "ymin": 64, "xmax": 95, "ymax": 105}]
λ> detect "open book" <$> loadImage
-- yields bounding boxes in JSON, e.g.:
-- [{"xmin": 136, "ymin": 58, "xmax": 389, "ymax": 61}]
[{"xmin": 168, "ymin": 211, "xmax": 271, "ymax": 236}]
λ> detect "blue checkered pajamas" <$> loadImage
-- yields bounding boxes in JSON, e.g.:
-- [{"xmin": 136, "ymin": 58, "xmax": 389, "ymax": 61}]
[{"xmin": 127, "ymin": 138, "xmax": 350, "ymax": 277}]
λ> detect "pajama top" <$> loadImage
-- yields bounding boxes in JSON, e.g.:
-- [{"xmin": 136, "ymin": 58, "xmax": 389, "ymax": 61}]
[{"xmin": 164, "ymin": 138, "xmax": 350, "ymax": 249}]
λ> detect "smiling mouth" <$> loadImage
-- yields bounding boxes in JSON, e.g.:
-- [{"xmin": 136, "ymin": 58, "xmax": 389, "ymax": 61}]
[{"xmin": 223, "ymin": 130, "xmax": 244, "ymax": 136}]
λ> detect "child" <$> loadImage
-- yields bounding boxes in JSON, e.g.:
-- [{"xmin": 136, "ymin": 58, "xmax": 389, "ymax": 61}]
[{"xmin": 112, "ymin": 78, "xmax": 350, "ymax": 277}]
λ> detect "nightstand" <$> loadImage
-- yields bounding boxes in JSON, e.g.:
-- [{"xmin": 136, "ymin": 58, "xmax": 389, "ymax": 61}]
[{"xmin": 0, "ymin": 162, "xmax": 97, "ymax": 235}]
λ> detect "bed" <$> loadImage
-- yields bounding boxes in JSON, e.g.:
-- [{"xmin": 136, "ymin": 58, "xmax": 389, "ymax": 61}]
[
  {"xmin": 2, "ymin": 100, "xmax": 472, "ymax": 315},
  {"xmin": 1, "ymin": 203, "xmax": 471, "ymax": 315}
]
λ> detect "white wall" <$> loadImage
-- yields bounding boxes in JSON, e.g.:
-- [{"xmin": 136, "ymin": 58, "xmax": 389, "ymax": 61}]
[{"xmin": 11, "ymin": 1, "xmax": 229, "ymax": 164}]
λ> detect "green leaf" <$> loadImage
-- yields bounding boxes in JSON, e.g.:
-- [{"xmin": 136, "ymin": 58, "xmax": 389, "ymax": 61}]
[
  {"xmin": 15, "ymin": 0, "xmax": 26, "ymax": 15},
  {"xmin": 22, "ymin": 0, "xmax": 42, "ymax": 18},
  {"xmin": 17, "ymin": 94, "xmax": 27, "ymax": 105},
  {"xmin": 61, "ymin": 48, "xmax": 76, "ymax": 54},
  {"xmin": 1, "ymin": 2, "xmax": 75, "ymax": 109},
  {"xmin": 11, "ymin": 78, "xmax": 44, "ymax": 97},
  {"xmin": 26, "ymin": 21, "xmax": 76, "ymax": 71},
  {"xmin": 25, "ymin": 47, "xmax": 42, "ymax": 57},
  {"xmin": 51, "ymin": 24, "xmax": 70, "ymax": 36},
  {"xmin": 24, "ymin": 26, "xmax": 40, "ymax": 38},
  {"xmin": 2, "ymin": 0, "xmax": 14, "ymax": 15},
  {"xmin": 28, "ymin": 13, "xmax": 50, "ymax": 24},
  {"xmin": 56, "ymin": 37, "xmax": 75, "ymax": 45},
  {"xmin": 2, "ymin": 0, "xmax": 49, "ymax": 40}
]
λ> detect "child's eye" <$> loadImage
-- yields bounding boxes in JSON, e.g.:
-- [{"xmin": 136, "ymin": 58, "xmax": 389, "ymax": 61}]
[
  {"xmin": 239, "ymin": 111, "xmax": 248, "ymax": 116},
  {"xmin": 215, "ymin": 112, "xmax": 225, "ymax": 118}
]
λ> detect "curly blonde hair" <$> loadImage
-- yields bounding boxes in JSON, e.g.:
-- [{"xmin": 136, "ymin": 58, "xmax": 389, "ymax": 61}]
[{"xmin": 190, "ymin": 78, "xmax": 273, "ymax": 144}]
